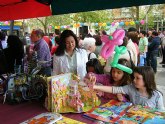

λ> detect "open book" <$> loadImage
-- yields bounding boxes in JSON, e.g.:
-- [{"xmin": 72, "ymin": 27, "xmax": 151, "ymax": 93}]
[
  {"xmin": 20, "ymin": 113, "xmax": 62, "ymax": 124},
  {"xmin": 84, "ymin": 100, "xmax": 132, "ymax": 123},
  {"xmin": 84, "ymin": 100, "xmax": 165, "ymax": 123}
]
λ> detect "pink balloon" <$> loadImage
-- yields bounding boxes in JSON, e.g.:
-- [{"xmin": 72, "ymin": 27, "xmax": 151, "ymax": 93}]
[
  {"xmin": 100, "ymin": 29, "xmax": 125, "ymax": 59},
  {"xmin": 111, "ymin": 22, "xmax": 115, "ymax": 26},
  {"xmin": 101, "ymin": 35, "xmax": 109, "ymax": 44},
  {"xmin": 48, "ymin": 25, "xmax": 52, "ymax": 29},
  {"xmin": 4, "ymin": 21, "xmax": 8, "ymax": 25},
  {"xmin": 140, "ymin": 20, "xmax": 145, "ymax": 25}
]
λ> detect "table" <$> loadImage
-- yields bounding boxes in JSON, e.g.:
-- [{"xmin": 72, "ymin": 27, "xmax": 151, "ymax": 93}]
[{"xmin": 0, "ymin": 96, "xmax": 107, "ymax": 124}]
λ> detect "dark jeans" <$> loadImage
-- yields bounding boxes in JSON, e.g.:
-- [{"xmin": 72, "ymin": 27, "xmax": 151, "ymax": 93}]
[
  {"xmin": 150, "ymin": 51, "xmax": 158, "ymax": 73},
  {"xmin": 146, "ymin": 52, "xmax": 151, "ymax": 66}
]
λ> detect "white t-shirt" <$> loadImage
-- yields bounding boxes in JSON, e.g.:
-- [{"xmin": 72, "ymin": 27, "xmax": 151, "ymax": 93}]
[
  {"xmin": 1, "ymin": 40, "xmax": 7, "ymax": 49},
  {"xmin": 87, "ymin": 52, "xmax": 97, "ymax": 60}
]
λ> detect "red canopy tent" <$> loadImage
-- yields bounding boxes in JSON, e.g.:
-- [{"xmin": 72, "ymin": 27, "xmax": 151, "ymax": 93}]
[{"xmin": 0, "ymin": 0, "xmax": 51, "ymax": 21}]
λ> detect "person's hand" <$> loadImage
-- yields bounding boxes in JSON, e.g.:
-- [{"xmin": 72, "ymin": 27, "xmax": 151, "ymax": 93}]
[
  {"xmin": 88, "ymin": 74, "xmax": 96, "ymax": 86},
  {"xmin": 117, "ymin": 93, "xmax": 123, "ymax": 102},
  {"xmin": 84, "ymin": 73, "xmax": 96, "ymax": 89}
]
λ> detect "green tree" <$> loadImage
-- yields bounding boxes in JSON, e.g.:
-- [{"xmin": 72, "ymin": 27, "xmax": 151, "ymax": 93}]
[
  {"xmin": 27, "ymin": 10, "xmax": 112, "ymax": 33},
  {"xmin": 27, "ymin": 15, "xmax": 73, "ymax": 34}
]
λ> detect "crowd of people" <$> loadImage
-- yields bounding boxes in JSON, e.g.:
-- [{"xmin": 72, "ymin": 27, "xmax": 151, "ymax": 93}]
[{"xmin": 0, "ymin": 27, "xmax": 165, "ymax": 111}]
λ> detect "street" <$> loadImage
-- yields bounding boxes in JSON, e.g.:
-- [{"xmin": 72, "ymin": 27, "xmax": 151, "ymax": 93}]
[{"xmin": 156, "ymin": 58, "xmax": 165, "ymax": 106}]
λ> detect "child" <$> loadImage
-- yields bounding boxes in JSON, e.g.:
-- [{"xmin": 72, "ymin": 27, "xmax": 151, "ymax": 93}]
[
  {"xmin": 86, "ymin": 58, "xmax": 104, "ymax": 74},
  {"xmin": 87, "ymin": 58, "xmax": 132, "ymax": 100},
  {"xmin": 90, "ymin": 66, "xmax": 164, "ymax": 111}
]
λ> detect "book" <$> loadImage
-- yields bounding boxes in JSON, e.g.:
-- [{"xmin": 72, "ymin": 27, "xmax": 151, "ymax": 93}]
[
  {"xmin": 118, "ymin": 105, "xmax": 165, "ymax": 124},
  {"xmin": 55, "ymin": 116, "xmax": 86, "ymax": 124},
  {"xmin": 84, "ymin": 100, "xmax": 132, "ymax": 123},
  {"xmin": 20, "ymin": 113, "xmax": 62, "ymax": 124},
  {"xmin": 47, "ymin": 73, "xmax": 100, "ymax": 113}
]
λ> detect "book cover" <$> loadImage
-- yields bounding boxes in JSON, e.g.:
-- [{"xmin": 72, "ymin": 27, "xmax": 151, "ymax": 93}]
[
  {"xmin": 56, "ymin": 116, "xmax": 86, "ymax": 124},
  {"xmin": 20, "ymin": 113, "xmax": 62, "ymax": 124},
  {"xmin": 84, "ymin": 100, "xmax": 132, "ymax": 123},
  {"xmin": 118, "ymin": 105, "xmax": 165, "ymax": 124}
]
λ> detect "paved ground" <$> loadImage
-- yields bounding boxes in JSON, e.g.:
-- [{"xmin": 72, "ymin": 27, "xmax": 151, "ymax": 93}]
[{"xmin": 156, "ymin": 57, "xmax": 165, "ymax": 106}]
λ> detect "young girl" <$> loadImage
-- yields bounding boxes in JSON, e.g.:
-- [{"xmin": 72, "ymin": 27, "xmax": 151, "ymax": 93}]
[
  {"xmin": 86, "ymin": 58, "xmax": 104, "ymax": 74},
  {"xmin": 91, "ymin": 66, "xmax": 164, "ymax": 111},
  {"xmin": 87, "ymin": 58, "xmax": 132, "ymax": 100}
]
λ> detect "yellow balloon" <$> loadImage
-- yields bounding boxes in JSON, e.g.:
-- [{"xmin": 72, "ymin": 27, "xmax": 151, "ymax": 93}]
[
  {"xmin": 130, "ymin": 21, "xmax": 135, "ymax": 25},
  {"xmin": 102, "ymin": 23, "xmax": 107, "ymax": 27},
  {"xmin": 73, "ymin": 24, "xmax": 77, "ymax": 27}
]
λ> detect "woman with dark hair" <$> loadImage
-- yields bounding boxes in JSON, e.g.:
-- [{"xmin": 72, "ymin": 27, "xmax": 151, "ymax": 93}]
[
  {"xmin": 99, "ymin": 30, "xmax": 107, "ymax": 36},
  {"xmin": 53, "ymin": 30, "xmax": 88, "ymax": 79},
  {"xmin": 93, "ymin": 35, "xmax": 103, "ymax": 57},
  {"xmin": 4, "ymin": 35, "xmax": 24, "ymax": 73}
]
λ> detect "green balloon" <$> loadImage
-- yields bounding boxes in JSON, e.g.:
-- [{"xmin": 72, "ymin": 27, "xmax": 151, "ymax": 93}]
[
  {"xmin": 116, "ymin": 46, "xmax": 127, "ymax": 54},
  {"xmin": 109, "ymin": 35, "xmax": 113, "ymax": 40},
  {"xmin": 116, "ymin": 64, "xmax": 133, "ymax": 74},
  {"xmin": 107, "ymin": 22, "xmax": 111, "ymax": 26},
  {"xmin": 135, "ymin": 21, "xmax": 140, "ymax": 25},
  {"xmin": 111, "ymin": 46, "xmax": 133, "ymax": 74}
]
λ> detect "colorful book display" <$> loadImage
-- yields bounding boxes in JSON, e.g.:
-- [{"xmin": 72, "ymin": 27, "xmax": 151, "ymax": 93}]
[
  {"xmin": 84, "ymin": 100, "xmax": 165, "ymax": 124},
  {"xmin": 47, "ymin": 73, "xmax": 101, "ymax": 113},
  {"xmin": 20, "ymin": 113, "xmax": 62, "ymax": 124},
  {"xmin": 84, "ymin": 100, "xmax": 132, "ymax": 123},
  {"xmin": 119, "ymin": 105, "xmax": 165, "ymax": 124}
]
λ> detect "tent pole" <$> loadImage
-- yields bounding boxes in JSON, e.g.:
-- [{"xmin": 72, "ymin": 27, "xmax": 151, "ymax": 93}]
[{"xmin": 9, "ymin": 20, "xmax": 14, "ymax": 35}]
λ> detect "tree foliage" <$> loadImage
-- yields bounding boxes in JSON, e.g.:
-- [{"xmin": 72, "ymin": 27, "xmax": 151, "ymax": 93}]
[{"xmin": 26, "ymin": 4, "xmax": 164, "ymax": 33}]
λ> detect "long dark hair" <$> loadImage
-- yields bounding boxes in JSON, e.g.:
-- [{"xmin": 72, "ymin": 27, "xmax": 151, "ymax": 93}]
[
  {"xmin": 134, "ymin": 66, "xmax": 157, "ymax": 98},
  {"xmin": 7, "ymin": 35, "xmax": 24, "ymax": 53},
  {"xmin": 7, "ymin": 35, "xmax": 24, "ymax": 65},
  {"xmin": 55, "ymin": 30, "xmax": 79, "ymax": 56},
  {"xmin": 110, "ymin": 58, "xmax": 132, "ymax": 86},
  {"xmin": 86, "ymin": 58, "xmax": 103, "ymax": 74},
  {"xmin": 127, "ymin": 32, "xmax": 139, "ymax": 44}
]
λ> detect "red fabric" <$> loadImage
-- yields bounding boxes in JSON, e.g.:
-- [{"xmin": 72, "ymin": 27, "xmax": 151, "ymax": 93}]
[
  {"xmin": 51, "ymin": 46, "xmax": 58, "ymax": 56},
  {"xmin": 0, "ymin": 0, "xmax": 51, "ymax": 21},
  {"xmin": 43, "ymin": 36, "xmax": 52, "ymax": 51}
]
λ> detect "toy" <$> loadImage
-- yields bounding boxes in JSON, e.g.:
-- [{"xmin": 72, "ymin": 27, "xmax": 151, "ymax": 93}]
[
  {"xmin": 48, "ymin": 73, "xmax": 100, "ymax": 113},
  {"xmin": 100, "ymin": 29, "xmax": 125, "ymax": 59},
  {"xmin": 68, "ymin": 80, "xmax": 84, "ymax": 112},
  {"xmin": 111, "ymin": 46, "xmax": 133, "ymax": 74},
  {"xmin": 2, "ymin": 50, "xmax": 49, "ymax": 104}
]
